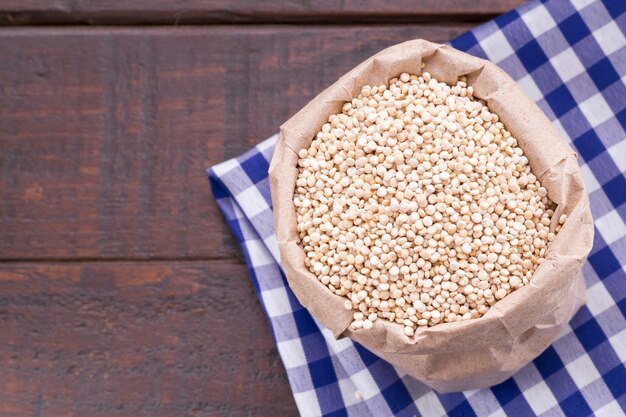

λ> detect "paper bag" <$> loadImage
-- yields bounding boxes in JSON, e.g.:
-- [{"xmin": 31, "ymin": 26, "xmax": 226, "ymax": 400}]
[{"xmin": 269, "ymin": 39, "xmax": 594, "ymax": 392}]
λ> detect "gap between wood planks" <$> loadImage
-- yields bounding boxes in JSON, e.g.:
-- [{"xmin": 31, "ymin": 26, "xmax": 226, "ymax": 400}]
[
  {"xmin": 0, "ymin": 256, "xmax": 246, "ymax": 264},
  {"xmin": 0, "ymin": 15, "xmax": 505, "ymax": 26}
]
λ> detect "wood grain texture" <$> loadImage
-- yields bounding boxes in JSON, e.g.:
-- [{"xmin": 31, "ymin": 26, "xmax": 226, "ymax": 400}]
[
  {"xmin": 0, "ymin": 24, "xmax": 472, "ymax": 261},
  {"xmin": 0, "ymin": 261, "xmax": 297, "ymax": 417},
  {"xmin": 0, "ymin": 1, "xmax": 525, "ymax": 25}
]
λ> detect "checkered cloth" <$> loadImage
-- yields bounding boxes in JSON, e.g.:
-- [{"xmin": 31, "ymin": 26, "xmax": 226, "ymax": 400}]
[{"xmin": 208, "ymin": 0, "xmax": 626, "ymax": 415}]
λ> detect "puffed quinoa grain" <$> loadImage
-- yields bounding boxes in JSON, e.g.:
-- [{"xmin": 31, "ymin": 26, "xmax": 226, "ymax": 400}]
[{"xmin": 294, "ymin": 72, "xmax": 561, "ymax": 335}]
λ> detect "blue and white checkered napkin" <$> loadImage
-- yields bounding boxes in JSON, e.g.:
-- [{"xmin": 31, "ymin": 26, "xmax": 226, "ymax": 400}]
[{"xmin": 209, "ymin": 0, "xmax": 626, "ymax": 415}]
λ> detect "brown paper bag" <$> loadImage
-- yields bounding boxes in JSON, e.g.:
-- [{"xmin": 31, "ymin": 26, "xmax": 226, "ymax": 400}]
[{"xmin": 269, "ymin": 39, "xmax": 594, "ymax": 392}]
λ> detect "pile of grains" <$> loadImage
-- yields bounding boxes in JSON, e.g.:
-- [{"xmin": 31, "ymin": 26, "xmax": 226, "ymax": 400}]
[{"xmin": 294, "ymin": 72, "xmax": 565, "ymax": 335}]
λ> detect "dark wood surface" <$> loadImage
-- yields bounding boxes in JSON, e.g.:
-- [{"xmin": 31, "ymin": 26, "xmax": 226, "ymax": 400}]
[
  {"xmin": 0, "ymin": 1, "xmax": 524, "ymax": 24},
  {"xmin": 0, "ymin": 261, "xmax": 295, "ymax": 416},
  {"xmin": 0, "ymin": 3, "xmax": 512, "ymax": 416},
  {"xmin": 0, "ymin": 25, "xmax": 473, "ymax": 262}
]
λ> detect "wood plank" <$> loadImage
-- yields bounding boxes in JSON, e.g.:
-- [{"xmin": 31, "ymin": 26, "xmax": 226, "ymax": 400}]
[
  {"xmin": 0, "ymin": 24, "xmax": 472, "ymax": 260},
  {"xmin": 0, "ymin": 1, "xmax": 524, "ymax": 25},
  {"xmin": 0, "ymin": 260, "xmax": 297, "ymax": 417}
]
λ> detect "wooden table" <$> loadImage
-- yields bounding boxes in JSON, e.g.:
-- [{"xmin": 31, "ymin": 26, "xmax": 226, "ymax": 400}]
[{"xmin": 0, "ymin": 2, "xmax": 523, "ymax": 415}]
